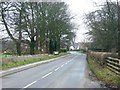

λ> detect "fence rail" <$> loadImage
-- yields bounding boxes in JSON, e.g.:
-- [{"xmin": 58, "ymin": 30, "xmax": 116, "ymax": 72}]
[{"xmin": 107, "ymin": 57, "xmax": 120, "ymax": 75}]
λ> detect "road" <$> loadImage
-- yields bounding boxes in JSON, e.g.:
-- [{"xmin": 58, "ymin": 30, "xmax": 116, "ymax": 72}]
[{"xmin": 1, "ymin": 51, "xmax": 101, "ymax": 89}]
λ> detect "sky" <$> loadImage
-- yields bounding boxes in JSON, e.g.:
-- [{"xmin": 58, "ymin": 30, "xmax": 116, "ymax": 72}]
[
  {"xmin": 0, "ymin": 0, "xmax": 118, "ymax": 42},
  {"xmin": 65, "ymin": 0, "xmax": 117, "ymax": 43}
]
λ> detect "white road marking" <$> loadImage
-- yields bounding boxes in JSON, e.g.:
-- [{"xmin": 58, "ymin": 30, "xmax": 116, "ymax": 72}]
[
  {"xmin": 61, "ymin": 64, "xmax": 64, "ymax": 67},
  {"xmin": 55, "ymin": 55, "xmax": 78, "ymax": 72},
  {"xmin": 54, "ymin": 67, "xmax": 60, "ymax": 71},
  {"xmin": 21, "ymin": 55, "xmax": 79, "ymax": 89},
  {"xmin": 66, "ymin": 55, "xmax": 78, "ymax": 63},
  {"xmin": 23, "ymin": 81, "xmax": 37, "ymax": 88},
  {"xmin": 68, "ymin": 61, "xmax": 70, "ymax": 62},
  {"xmin": 71, "ymin": 55, "xmax": 78, "ymax": 60},
  {"xmin": 65, "ymin": 62, "xmax": 68, "ymax": 64},
  {"xmin": 41, "ymin": 72, "xmax": 52, "ymax": 79}
]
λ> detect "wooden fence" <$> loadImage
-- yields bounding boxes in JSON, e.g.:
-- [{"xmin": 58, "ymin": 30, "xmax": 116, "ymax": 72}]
[{"xmin": 107, "ymin": 57, "xmax": 120, "ymax": 75}]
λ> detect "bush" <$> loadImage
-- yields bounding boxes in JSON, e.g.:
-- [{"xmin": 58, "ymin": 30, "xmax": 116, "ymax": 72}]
[
  {"xmin": 87, "ymin": 51, "xmax": 117, "ymax": 66},
  {"xmin": 80, "ymin": 49, "xmax": 86, "ymax": 53},
  {"xmin": 3, "ymin": 51, "xmax": 15, "ymax": 55},
  {"xmin": 21, "ymin": 52, "xmax": 29, "ymax": 55},
  {"xmin": 60, "ymin": 48, "xmax": 67, "ymax": 52}
]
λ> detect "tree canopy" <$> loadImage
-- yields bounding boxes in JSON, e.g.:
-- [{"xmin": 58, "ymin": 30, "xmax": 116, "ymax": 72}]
[
  {"xmin": 0, "ymin": 2, "xmax": 76, "ymax": 55},
  {"xmin": 85, "ymin": 1, "xmax": 119, "ymax": 53}
]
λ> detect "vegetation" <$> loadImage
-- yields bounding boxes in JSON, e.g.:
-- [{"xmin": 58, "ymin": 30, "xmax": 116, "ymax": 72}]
[
  {"xmin": 80, "ymin": 49, "xmax": 86, "ymax": 53},
  {"xmin": 0, "ymin": 54, "xmax": 12, "ymax": 58},
  {"xmin": 85, "ymin": 1, "xmax": 120, "ymax": 86},
  {"xmin": 87, "ymin": 54, "xmax": 120, "ymax": 87},
  {"xmin": 60, "ymin": 48, "xmax": 67, "ymax": 53},
  {"xmin": 85, "ymin": 1, "xmax": 120, "ymax": 56},
  {"xmin": 117, "ymin": 1, "xmax": 120, "ymax": 56},
  {"xmin": 0, "ymin": 2, "xmax": 76, "ymax": 55},
  {"xmin": 1, "ymin": 53, "xmax": 68, "ymax": 70}
]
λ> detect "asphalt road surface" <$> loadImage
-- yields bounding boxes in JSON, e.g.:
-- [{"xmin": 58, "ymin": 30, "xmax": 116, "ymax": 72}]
[{"xmin": 1, "ymin": 51, "xmax": 101, "ymax": 89}]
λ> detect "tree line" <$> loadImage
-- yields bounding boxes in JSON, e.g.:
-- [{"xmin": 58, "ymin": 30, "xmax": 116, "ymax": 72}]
[
  {"xmin": 85, "ymin": 1, "xmax": 120, "ymax": 56},
  {"xmin": 0, "ymin": 2, "xmax": 76, "ymax": 55}
]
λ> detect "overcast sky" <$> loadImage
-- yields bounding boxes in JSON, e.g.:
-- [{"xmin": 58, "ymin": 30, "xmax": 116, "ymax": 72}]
[
  {"xmin": 65, "ymin": 0, "xmax": 117, "ymax": 43},
  {"xmin": 0, "ymin": 0, "xmax": 118, "ymax": 42}
]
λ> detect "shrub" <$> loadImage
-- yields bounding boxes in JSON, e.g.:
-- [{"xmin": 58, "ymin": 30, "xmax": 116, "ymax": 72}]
[
  {"xmin": 60, "ymin": 48, "xmax": 67, "ymax": 52},
  {"xmin": 87, "ymin": 51, "xmax": 117, "ymax": 66},
  {"xmin": 3, "ymin": 51, "xmax": 15, "ymax": 55},
  {"xmin": 80, "ymin": 49, "xmax": 86, "ymax": 53}
]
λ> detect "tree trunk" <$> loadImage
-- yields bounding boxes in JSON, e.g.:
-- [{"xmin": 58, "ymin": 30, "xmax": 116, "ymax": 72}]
[
  {"xmin": 117, "ymin": 1, "xmax": 120, "ymax": 57},
  {"xmin": 1, "ymin": 7, "xmax": 22, "ymax": 55},
  {"xmin": 35, "ymin": 3, "xmax": 39, "ymax": 53},
  {"xmin": 17, "ymin": 8, "xmax": 22, "ymax": 56},
  {"xmin": 16, "ymin": 42, "xmax": 21, "ymax": 55},
  {"xmin": 30, "ymin": 3, "xmax": 35, "ymax": 55},
  {"xmin": 49, "ymin": 39, "xmax": 54, "ymax": 54},
  {"xmin": 30, "ymin": 37, "xmax": 35, "ymax": 55},
  {"xmin": 57, "ymin": 37, "xmax": 60, "ymax": 52}
]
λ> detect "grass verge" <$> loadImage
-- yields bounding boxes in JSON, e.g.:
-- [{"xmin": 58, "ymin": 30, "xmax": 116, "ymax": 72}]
[
  {"xmin": 1, "ymin": 53, "xmax": 68, "ymax": 70},
  {"xmin": 87, "ymin": 55, "xmax": 120, "ymax": 87},
  {"xmin": 0, "ymin": 54, "xmax": 12, "ymax": 58}
]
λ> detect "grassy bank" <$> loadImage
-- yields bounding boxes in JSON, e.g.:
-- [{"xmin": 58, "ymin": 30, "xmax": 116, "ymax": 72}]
[
  {"xmin": 1, "ymin": 53, "xmax": 68, "ymax": 70},
  {"xmin": 87, "ymin": 55, "xmax": 120, "ymax": 87}
]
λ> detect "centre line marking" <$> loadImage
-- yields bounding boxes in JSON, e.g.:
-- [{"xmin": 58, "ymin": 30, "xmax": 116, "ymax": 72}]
[
  {"xmin": 23, "ymin": 81, "xmax": 37, "ymax": 89},
  {"xmin": 55, "ymin": 67, "xmax": 60, "ymax": 71},
  {"xmin": 61, "ymin": 64, "xmax": 64, "ymax": 67},
  {"xmin": 41, "ymin": 72, "xmax": 52, "ymax": 79}
]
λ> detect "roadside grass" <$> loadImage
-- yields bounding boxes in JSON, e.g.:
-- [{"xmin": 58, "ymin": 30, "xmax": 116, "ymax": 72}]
[
  {"xmin": 1, "ymin": 53, "xmax": 68, "ymax": 70},
  {"xmin": 87, "ymin": 56, "xmax": 120, "ymax": 87}
]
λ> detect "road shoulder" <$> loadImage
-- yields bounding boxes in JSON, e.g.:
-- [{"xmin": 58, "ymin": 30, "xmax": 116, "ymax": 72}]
[{"xmin": 0, "ymin": 54, "xmax": 69, "ymax": 77}]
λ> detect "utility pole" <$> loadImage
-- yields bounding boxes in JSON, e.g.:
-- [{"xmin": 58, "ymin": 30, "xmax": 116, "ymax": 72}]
[{"xmin": 117, "ymin": 0, "xmax": 120, "ymax": 57}]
